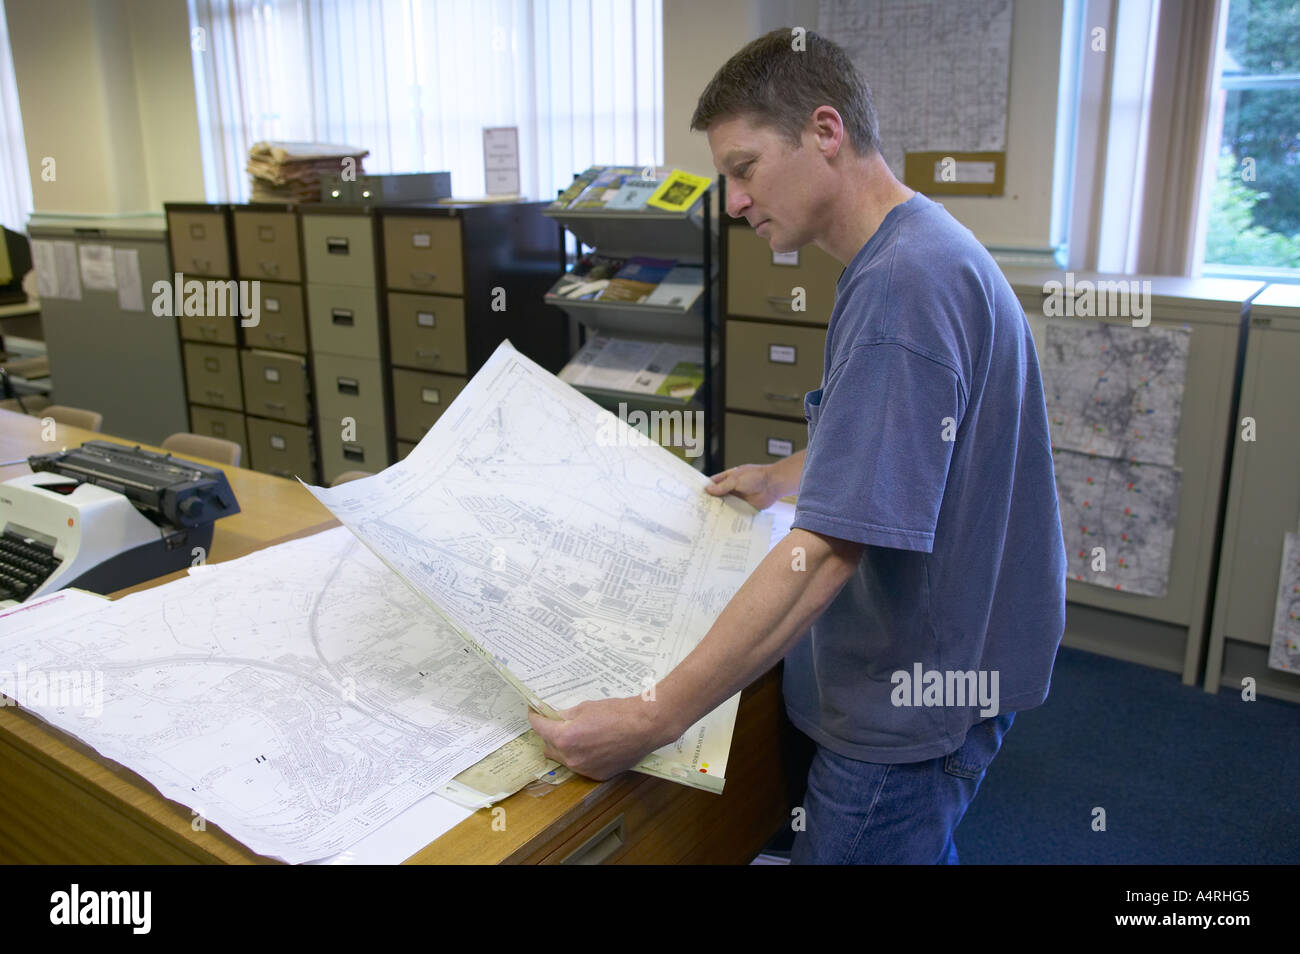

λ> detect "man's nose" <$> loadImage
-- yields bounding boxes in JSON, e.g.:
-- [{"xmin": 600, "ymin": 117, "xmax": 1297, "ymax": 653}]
[{"xmin": 726, "ymin": 187, "xmax": 751, "ymax": 219}]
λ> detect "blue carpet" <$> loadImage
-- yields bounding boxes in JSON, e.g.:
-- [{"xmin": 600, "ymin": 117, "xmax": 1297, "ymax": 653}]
[{"xmin": 956, "ymin": 646, "xmax": 1300, "ymax": 863}]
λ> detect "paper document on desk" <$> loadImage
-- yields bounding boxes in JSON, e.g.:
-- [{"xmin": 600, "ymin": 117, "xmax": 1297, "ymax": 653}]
[
  {"xmin": 305, "ymin": 340, "xmax": 772, "ymax": 793},
  {"xmin": 0, "ymin": 527, "xmax": 536, "ymax": 864}
]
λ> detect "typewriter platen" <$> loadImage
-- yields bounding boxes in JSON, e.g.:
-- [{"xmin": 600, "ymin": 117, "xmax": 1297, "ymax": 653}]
[{"xmin": 0, "ymin": 441, "xmax": 240, "ymax": 605}]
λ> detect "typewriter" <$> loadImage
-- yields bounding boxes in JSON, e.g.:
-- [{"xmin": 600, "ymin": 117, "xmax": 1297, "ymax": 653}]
[{"xmin": 0, "ymin": 441, "xmax": 240, "ymax": 606}]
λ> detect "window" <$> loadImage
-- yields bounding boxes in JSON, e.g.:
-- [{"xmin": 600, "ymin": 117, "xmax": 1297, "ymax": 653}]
[
  {"xmin": 0, "ymin": 0, "xmax": 33, "ymax": 233},
  {"xmin": 188, "ymin": 0, "xmax": 664, "ymax": 204},
  {"xmin": 1196, "ymin": 0, "xmax": 1300, "ymax": 280}
]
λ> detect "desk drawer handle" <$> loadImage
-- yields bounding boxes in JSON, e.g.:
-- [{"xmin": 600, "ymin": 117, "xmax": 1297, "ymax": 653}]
[
  {"xmin": 560, "ymin": 813, "xmax": 626, "ymax": 865},
  {"xmin": 763, "ymin": 391, "xmax": 801, "ymax": 402}
]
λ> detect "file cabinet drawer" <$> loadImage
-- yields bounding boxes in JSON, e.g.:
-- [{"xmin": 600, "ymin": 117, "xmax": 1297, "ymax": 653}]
[
  {"xmin": 313, "ymin": 353, "xmax": 388, "ymax": 439},
  {"xmin": 167, "ymin": 210, "xmax": 231, "ymax": 277},
  {"xmin": 725, "ymin": 320, "xmax": 825, "ymax": 417},
  {"xmin": 178, "ymin": 312, "xmax": 238, "ymax": 346},
  {"xmin": 183, "ymin": 343, "xmax": 243, "ymax": 410},
  {"xmin": 726, "ymin": 225, "xmax": 840, "ymax": 326},
  {"xmin": 392, "ymin": 368, "xmax": 465, "ymax": 443},
  {"xmin": 187, "ymin": 406, "xmax": 248, "ymax": 461},
  {"xmin": 387, "ymin": 292, "xmax": 467, "ymax": 373},
  {"xmin": 724, "ymin": 412, "xmax": 808, "ymax": 470},
  {"xmin": 240, "ymin": 349, "xmax": 310, "ymax": 425},
  {"xmin": 317, "ymin": 429, "xmax": 389, "ymax": 486},
  {"xmin": 245, "ymin": 282, "xmax": 307, "ymax": 353},
  {"xmin": 382, "ymin": 216, "xmax": 463, "ymax": 294},
  {"xmin": 307, "ymin": 284, "xmax": 382, "ymax": 359},
  {"xmin": 301, "ymin": 214, "xmax": 376, "ymax": 287},
  {"xmin": 246, "ymin": 416, "xmax": 316, "ymax": 481},
  {"xmin": 233, "ymin": 209, "xmax": 301, "ymax": 282}
]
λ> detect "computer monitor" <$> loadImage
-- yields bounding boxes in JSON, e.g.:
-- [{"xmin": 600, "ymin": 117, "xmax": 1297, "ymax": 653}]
[{"xmin": 0, "ymin": 227, "xmax": 33, "ymax": 304}]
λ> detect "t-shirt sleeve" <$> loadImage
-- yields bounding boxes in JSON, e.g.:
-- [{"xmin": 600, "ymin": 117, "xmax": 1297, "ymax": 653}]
[{"xmin": 792, "ymin": 340, "xmax": 965, "ymax": 552}]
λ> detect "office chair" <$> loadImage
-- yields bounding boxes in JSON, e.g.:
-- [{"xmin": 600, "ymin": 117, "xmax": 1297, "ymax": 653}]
[
  {"xmin": 42, "ymin": 405, "xmax": 103, "ymax": 432},
  {"xmin": 162, "ymin": 433, "xmax": 242, "ymax": 467},
  {"xmin": 329, "ymin": 470, "xmax": 373, "ymax": 487},
  {"xmin": 0, "ymin": 395, "xmax": 51, "ymax": 415}
]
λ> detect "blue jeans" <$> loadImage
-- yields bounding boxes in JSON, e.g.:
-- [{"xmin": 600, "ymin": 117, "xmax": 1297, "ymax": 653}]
[{"xmin": 790, "ymin": 712, "xmax": 1016, "ymax": 864}]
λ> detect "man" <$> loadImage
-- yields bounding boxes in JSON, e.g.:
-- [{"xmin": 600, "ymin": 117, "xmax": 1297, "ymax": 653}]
[{"xmin": 529, "ymin": 28, "xmax": 1066, "ymax": 864}]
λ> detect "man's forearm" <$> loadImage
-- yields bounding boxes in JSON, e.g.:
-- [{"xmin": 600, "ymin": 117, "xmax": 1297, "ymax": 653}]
[
  {"xmin": 651, "ymin": 526, "xmax": 859, "ymax": 745},
  {"xmin": 766, "ymin": 449, "xmax": 806, "ymax": 498}
]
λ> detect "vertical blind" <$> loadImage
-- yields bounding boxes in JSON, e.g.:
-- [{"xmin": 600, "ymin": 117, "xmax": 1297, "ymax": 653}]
[{"xmin": 188, "ymin": 0, "xmax": 664, "ymax": 203}]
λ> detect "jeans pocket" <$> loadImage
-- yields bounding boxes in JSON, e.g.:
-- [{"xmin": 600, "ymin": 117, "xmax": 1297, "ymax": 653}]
[{"xmin": 942, "ymin": 712, "xmax": 1014, "ymax": 780}]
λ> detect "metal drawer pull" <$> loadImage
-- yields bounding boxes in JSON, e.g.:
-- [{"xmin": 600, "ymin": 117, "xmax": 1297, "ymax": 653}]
[
  {"xmin": 326, "ymin": 236, "xmax": 350, "ymax": 255},
  {"xmin": 200, "ymin": 326, "xmax": 218, "ymax": 338},
  {"xmin": 205, "ymin": 389, "xmax": 224, "ymax": 401},
  {"xmin": 265, "ymin": 401, "xmax": 287, "ymax": 411},
  {"xmin": 764, "ymin": 392, "xmax": 802, "ymax": 402},
  {"xmin": 415, "ymin": 349, "xmax": 441, "ymax": 360},
  {"xmin": 343, "ymin": 444, "xmax": 365, "ymax": 461},
  {"xmin": 766, "ymin": 295, "xmax": 795, "ymax": 309},
  {"xmin": 410, "ymin": 271, "xmax": 437, "ymax": 283},
  {"xmin": 331, "ymin": 309, "xmax": 355, "ymax": 326},
  {"xmin": 267, "ymin": 332, "xmax": 286, "ymax": 342},
  {"xmin": 560, "ymin": 814, "xmax": 626, "ymax": 865},
  {"xmin": 192, "ymin": 257, "xmax": 211, "ymax": 272},
  {"xmin": 261, "ymin": 261, "xmax": 280, "ymax": 275},
  {"xmin": 336, "ymin": 377, "xmax": 360, "ymax": 396}
]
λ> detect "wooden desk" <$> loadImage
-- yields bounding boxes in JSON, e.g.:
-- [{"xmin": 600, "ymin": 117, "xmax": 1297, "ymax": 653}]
[{"xmin": 0, "ymin": 410, "xmax": 801, "ymax": 863}]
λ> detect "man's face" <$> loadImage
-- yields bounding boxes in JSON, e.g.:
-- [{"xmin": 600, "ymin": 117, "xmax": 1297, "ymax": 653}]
[{"xmin": 707, "ymin": 114, "xmax": 827, "ymax": 253}]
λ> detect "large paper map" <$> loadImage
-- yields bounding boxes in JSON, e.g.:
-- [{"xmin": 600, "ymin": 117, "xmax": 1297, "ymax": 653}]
[{"xmin": 305, "ymin": 341, "xmax": 773, "ymax": 792}]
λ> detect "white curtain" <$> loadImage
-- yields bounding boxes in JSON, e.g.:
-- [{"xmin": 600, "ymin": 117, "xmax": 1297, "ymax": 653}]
[
  {"xmin": 0, "ymin": 0, "xmax": 33, "ymax": 233},
  {"xmin": 188, "ymin": 0, "xmax": 663, "ymax": 203}
]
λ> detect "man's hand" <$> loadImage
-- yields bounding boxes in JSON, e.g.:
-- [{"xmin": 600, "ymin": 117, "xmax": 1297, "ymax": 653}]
[
  {"xmin": 705, "ymin": 463, "xmax": 782, "ymax": 511},
  {"xmin": 528, "ymin": 695, "xmax": 673, "ymax": 782}
]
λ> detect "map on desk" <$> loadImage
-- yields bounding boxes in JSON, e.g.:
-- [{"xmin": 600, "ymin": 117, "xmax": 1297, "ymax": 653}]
[
  {"xmin": 0, "ymin": 527, "xmax": 531, "ymax": 865},
  {"xmin": 304, "ymin": 340, "xmax": 773, "ymax": 794}
]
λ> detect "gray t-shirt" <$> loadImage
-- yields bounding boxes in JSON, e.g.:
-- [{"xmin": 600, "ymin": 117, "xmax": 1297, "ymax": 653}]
[{"xmin": 785, "ymin": 193, "xmax": 1066, "ymax": 763}]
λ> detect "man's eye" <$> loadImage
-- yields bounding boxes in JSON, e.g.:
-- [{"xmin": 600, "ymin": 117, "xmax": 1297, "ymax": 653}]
[{"xmin": 735, "ymin": 164, "xmax": 752, "ymax": 179}]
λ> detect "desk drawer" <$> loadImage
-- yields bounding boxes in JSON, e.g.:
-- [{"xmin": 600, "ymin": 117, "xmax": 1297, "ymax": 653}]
[
  {"xmin": 167, "ymin": 210, "xmax": 230, "ymax": 278},
  {"xmin": 246, "ymin": 416, "xmax": 316, "ymax": 481},
  {"xmin": 240, "ymin": 349, "xmax": 310, "ymax": 424},
  {"xmin": 233, "ymin": 209, "xmax": 300, "ymax": 282},
  {"xmin": 383, "ymin": 216, "xmax": 463, "ymax": 294},
  {"xmin": 183, "ymin": 342, "xmax": 243, "ymax": 410},
  {"xmin": 724, "ymin": 412, "xmax": 808, "ymax": 470},
  {"xmin": 725, "ymin": 320, "xmax": 824, "ymax": 417},
  {"xmin": 387, "ymin": 292, "xmax": 467, "ymax": 373},
  {"xmin": 178, "ymin": 312, "xmax": 238, "ymax": 346},
  {"xmin": 187, "ymin": 406, "xmax": 248, "ymax": 460},
  {"xmin": 727, "ymin": 225, "xmax": 839, "ymax": 326},
  {"xmin": 307, "ymin": 284, "xmax": 382, "ymax": 359},
  {"xmin": 245, "ymin": 282, "xmax": 307, "ymax": 354},
  {"xmin": 392, "ymin": 368, "xmax": 465, "ymax": 442},
  {"xmin": 301, "ymin": 214, "xmax": 376, "ymax": 287}
]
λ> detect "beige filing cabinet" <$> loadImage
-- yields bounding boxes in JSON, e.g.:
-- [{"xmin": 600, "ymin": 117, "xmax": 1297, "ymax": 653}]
[
  {"xmin": 1002, "ymin": 267, "xmax": 1265, "ymax": 684},
  {"xmin": 1205, "ymin": 283, "xmax": 1300, "ymax": 702},
  {"xmin": 231, "ymin": 204, "xmax": 317, "ymax": 482},
  {"xmin": 301, "ymin": 206, "xmax": 390, "ymax": 483},
  {"xmin": 166, "ymin": 203, "xmax": 250, "ymax": 465},
  {"xmin": 722, "ymin": 222, "xmax": 839, "ymax": 470}
]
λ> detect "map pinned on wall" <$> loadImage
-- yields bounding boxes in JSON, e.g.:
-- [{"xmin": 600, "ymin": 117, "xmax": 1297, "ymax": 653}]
[
  {"xmin": 1041, "ymin": 320, "xmax": 1190, "ymax": 598},
  {"xmin": 1268, "ymin": 531, "xmax": 1300, "ymax": 674},
  {"xmin": 818, "ymin": 0, "xmax": 1013, "ymax": 177}
]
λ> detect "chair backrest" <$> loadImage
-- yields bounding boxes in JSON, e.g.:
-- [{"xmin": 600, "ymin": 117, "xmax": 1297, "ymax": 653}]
[
  {"xmin": 161, "ymin": 433, "xmax": 242, "ymax": 467},
  {"xmin": 329, "ymin": 470, "xmax": 373, "ymax": 487},
  {"xmin": 0, "ymin": 395, "xmax": 52, "ymax": 415},
  {"xmin": 43, "ymin": 405, "xmax": 103, "ymax": 432}
]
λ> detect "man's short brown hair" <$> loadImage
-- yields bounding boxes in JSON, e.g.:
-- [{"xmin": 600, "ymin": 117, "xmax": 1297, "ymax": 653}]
[{"xmin": 690, "ymin": 28, "xmax": 880, "ymax": 156}]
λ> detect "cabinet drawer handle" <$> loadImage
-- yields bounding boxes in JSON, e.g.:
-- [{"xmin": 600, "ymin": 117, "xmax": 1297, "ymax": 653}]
[
  {"xmin": 763, "ymin": 391, "xmax": 801, "ymax": 402},
  {"xmin": 200, "ymin": 326, "xmax": 218, "ymax": 338},
  {"xmin": 205, "ymin": 389, "xmax": 225, "ymax": 401},
  {"xmin": 267, "ymin": 332, "xmax": 287, "ymax": 342},
  {"xmin": 265, "ymin": 401, "xmax": 287, "ymax": 411},
  {"xmin": 342, "ymin": 444, "xmax": 365, "ymax": 462},
  {"xmin": 260, "ymin": 260, "xmax": 280, "ymax": 275},
  {"xmin": 192, "ymin": 257, "xmax": 211, "ymax": 272},
  {"xmin": 336, "ymin": 378, "xmax": 359, "ymax": 396},
  {"xmin": 410, "ymin": 271, "xmax": 437, "ymax": 284},
  {"xmin": 415, "ymin": 349, "xmax": 440, "ymax": 360},
  {"xmin": 765, "ymin": 295, "xmax": 795, "ymax": 310},
  {"xmin": 331, "ymin": 309, "xmax": 355, "ymax": 326}
]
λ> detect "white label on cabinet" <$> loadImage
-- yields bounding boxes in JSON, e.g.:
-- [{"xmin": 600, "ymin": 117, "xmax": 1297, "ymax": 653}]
[
  {"xmin": 766, "ymin": 437, "xmax": 794, "ymax": 457},
  {"xmin": 768, "ymin": 344, "xmax": 796, "ymax": 364},
  {"xmin": 417, "ymin": 311, "xmax": 436, "ymax": 327},
  {"xmin": 264, "ymin": 366, "xmax": 281, "ymax": 383},
  {"xmin": 270, "ymin": 435, "xmax": 287, "ymax": 450},
  {"xmin": 412, "ymin": 233, "xmax": 432, "ymax": 248},
  {"xmin": 421, "ymin": 387, "xmax": 441, "ymax": 405},
  {"xmin": 265, "ymin": 297, "xmax": 280, "ymax": 313}
]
